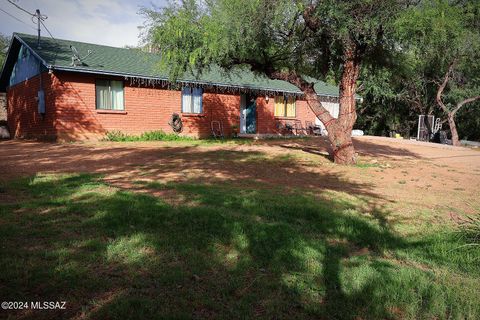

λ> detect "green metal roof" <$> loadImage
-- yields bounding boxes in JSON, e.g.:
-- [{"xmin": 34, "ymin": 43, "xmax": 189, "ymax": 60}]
[{"xmin": 7, "ymin": 33, "xmax": 340, "ymax": 97}]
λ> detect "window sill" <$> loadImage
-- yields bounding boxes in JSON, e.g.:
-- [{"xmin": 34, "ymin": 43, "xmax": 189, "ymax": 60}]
[
  {"xmin": 181, "ymin": 113, "xmax": 206, "ymax": 117},
  {"xmin": 96, "ymin": 110, "xmax": 127, "ymax": 115},
  {"xmin": 274, "ymin": 116, "xmax": 297, "ymax": 120}
]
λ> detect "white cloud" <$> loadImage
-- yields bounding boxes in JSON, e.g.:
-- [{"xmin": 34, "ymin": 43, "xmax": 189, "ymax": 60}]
[{"xmin": 0, "ymin": 0, "xmax": 165, "ymax": 47}]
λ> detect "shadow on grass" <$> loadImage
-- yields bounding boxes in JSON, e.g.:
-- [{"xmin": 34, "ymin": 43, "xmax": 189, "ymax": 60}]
[{"xmin": 0, "ymin": 173, "xmax": 479, "ymax": 319}]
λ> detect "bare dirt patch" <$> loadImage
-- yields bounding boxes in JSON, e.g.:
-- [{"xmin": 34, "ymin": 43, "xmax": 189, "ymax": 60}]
[{"xmin": 1, "ymin": 136, "xmax": 478, "ymax": 221}]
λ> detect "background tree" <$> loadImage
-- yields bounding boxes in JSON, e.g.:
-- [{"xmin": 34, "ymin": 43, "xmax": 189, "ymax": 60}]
[
  {"xmin": 356, "ymin": 56, "xmax": 419, "ymax": 138},
  {"xmin": 142, "ymin": 0, "xmax": 409, "ymax": 164},
  {"xmin": 0, "ymin": 33, "xmax": 10, "ymax": 70},
  {"xmin": 395, "ymin": 0, "xmax": 480, "ymax": 145}
]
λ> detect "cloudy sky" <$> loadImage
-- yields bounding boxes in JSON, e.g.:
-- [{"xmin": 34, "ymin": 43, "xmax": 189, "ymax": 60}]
[{"xmin": 0, "ymin": 0, "xmax": 167, "ymax": 47}]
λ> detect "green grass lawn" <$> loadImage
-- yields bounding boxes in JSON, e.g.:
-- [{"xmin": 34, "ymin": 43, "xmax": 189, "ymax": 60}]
[{"xmin": 0, "ymin": 173, "xmax": 479, "ymax": 319}]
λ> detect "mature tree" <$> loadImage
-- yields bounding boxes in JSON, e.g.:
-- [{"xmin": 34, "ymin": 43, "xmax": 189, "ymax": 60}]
[
  {"xmin": 396, "ymin": 0, "xmax": 480, "ymax": 146},
  {"xmin": 0, "ymin": 33, "xmax": 10, "ymax": 70},
  {"xmin": 142, "ymin": 0, "xmax": 409, "ymax": 164},
  {"xmin": 356, "ymin": 64, "xmax": 418, "ymax": 138}
]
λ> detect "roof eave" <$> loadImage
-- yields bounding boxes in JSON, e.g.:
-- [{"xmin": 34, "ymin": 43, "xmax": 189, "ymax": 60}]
[{"xmin": 53, "ymin": 65, "xmax": 331, "ymax": 97}]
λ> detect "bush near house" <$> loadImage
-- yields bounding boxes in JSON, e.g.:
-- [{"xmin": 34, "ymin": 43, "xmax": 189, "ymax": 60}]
[{"xmin": 104, "ymin": 130, "xmax": 195, "ymax": 142}]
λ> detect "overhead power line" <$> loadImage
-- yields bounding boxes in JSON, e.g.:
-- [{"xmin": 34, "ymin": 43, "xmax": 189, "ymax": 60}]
[
  {"xmin": 0, "ymin": 7, "xmax": 36, "ymax": 30},
  {"xmin": 6, "ymin": 0, "xmax": 35, "ymax": 16},
  {"xmin": 7, "ymin": 0, "xmax": 48, "ymax": 22},
  {"xmin": 6, "ymin": 0, "xmax": 58, "ymax": 49}
]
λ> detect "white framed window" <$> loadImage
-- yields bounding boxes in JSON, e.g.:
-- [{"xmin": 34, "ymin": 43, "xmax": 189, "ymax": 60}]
[
  {"xmin": 182, "ymin": 86, "xmax": 203, "ymax": 114},
  {"xmin": 274, "ymin": 96, "xmax": 296, "ymax": 117},
  {"xmin": 95, "ymin": 79, "xmax": 124, "ymax": 110}
]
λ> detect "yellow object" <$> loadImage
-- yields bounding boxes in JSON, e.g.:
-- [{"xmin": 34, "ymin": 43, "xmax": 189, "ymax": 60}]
[
  {"xmin": 274, "ymin": 96, "xmax": 284, "ymax": 116},
  {"xmin": 274, "ymin": 96, "xmax": 296, "ymax": 117},
  {"xmin": 286, "ymin": 96, "xmax": 296, "ymax": 117},
  {"xmin": 395, "ymin": 133, "xmax": 402, "ymax": 139}
]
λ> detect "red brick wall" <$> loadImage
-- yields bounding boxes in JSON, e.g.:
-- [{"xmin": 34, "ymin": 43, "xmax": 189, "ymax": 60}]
[
  {"xmin": 7, "ymin": 71, "xmax": 322, "ymax": 140},
  {"xmin": 52, "ymin": 72, "xmax": 177, "ymax": 140},
  {"xmin": 7, "ymin": 73, "xmax": 57, "ymax": 139},
  {"xmin": 52, "ymin": 72, "xmax": 243, "ymax": 140}
]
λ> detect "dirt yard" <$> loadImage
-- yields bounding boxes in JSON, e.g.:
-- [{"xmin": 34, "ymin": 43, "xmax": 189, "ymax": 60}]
[
  {"xmin": 1, "ymin": 136, "xmax": 479, "ymax": 220},
  {"xmin": 1, "ymin": 136, "xmax": 479, "ymax": 319}
]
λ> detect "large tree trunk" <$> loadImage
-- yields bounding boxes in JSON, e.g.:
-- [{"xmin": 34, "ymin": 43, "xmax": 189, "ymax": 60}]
[
  {"xmin": 327, "ymin": 124, "xmax": 356, "ymax": 164},
  {"xmin": 302, "ymin": 88, "xmax": 357, "ymax": 164},
  {"xmin": 329, "ymin": 52, "xmax": 360, "ymax": 164},
  {"xmin": 447, "ymin": 113, "xmax": 460, "ymax": 146},
  {"xmin": 299, "ymin": 50, "xmax": 360, "ymax": 164},
  {"xmin": 267, "ymin": 46, "xmax": 361, "ymax": 164},
  {"xmin": 269, "ymin": 75, "xmax": 357, "ymax": 164}
]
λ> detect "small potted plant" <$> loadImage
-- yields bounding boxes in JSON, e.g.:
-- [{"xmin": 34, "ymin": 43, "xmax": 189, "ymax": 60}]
[{"xmin": 231, "ymin": 124, "xmax": 239, "ymax": 138}]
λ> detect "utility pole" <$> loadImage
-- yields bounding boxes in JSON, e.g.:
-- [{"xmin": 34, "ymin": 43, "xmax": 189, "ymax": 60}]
[
  {"xmin": 6, "ymin": 1, "xmax": 48, "ymax": 48},
  {"xmin": 35, "ymin": 9, "xmax": 41, "ymax": 48}
]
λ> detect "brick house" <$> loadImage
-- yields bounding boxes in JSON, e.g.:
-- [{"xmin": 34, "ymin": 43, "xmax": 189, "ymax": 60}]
[{"xmin": 0, "ymin": 33, "xmax": 340, "ymax": 141}]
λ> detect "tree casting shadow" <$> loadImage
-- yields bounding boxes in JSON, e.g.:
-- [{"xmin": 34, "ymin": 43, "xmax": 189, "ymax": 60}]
[{"xmin": 0, "ymin": 172, "xmax": 424, "ymax": 320}]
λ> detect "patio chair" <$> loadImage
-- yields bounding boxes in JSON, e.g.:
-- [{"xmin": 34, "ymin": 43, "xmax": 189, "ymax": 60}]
[
  {"xmin": 305, "ymin": 121, "xmax": 314, "ymax": 135},
  {"xmin": 305, "ymin": 121, "xmax": 322, "ymax": 136},
  {"xmin": 293, "ymin": 119, "xmax": 307, "ymax": 135},
  {"xmin": 275, "ymin": 120, "xmax": 284, "ymax": 132},
  {"xmin": 211, "ymin": 120, "xmax": 224, "ymax": 139},
  {"xmin": 284, "ymin": 121, "xmax": 295, "ymax": 135},
  {"xmin": 276, "ymin": 120, "xmax": 293, "ymax": 135}
]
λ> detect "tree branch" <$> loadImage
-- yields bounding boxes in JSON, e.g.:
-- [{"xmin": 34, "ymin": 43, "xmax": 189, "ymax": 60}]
[
  {"xmin": 268, "ymin": 70, "xmax": 311, "ymax": 91},
  {"xmin": 436, "ymin": 59, "xmax": 457, "ymax": 114},
  {"xmin": 303, "ymin": 3, "xmax": 320, "ymax": 32},
  {"xmin": 452, "ymin": 95, "xmax": 480, "ymax": 115}
]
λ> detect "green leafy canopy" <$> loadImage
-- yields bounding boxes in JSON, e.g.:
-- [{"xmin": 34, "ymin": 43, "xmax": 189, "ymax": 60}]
[
  {"xmin": 141, "ymin": 0, "xmax": 406, "ymax": 84},
  {"xmin": 395, "ymin": 0, "xmax": 480, "ymax": 110},
  {"xmin": 0, "ymin": 33, "xmax": 10, "ymax": 70}
]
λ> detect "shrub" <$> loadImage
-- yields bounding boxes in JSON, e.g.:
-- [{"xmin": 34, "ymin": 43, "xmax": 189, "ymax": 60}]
[
  {"xmin": 139, "ymin": 130, "xmax": 194, "ymax": 141},
  {"xmin": 104, "ymin": 130, "xmax": 195, "ymax": 142},
  {"xmin": 105, "ymin": 130, "xmax": 131, "ymax": 142}
]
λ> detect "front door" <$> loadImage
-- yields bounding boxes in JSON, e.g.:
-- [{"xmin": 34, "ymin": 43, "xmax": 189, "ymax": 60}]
[{"xmin": 240, "ymin": 94, "xmax": 256, "ymax": 134}]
